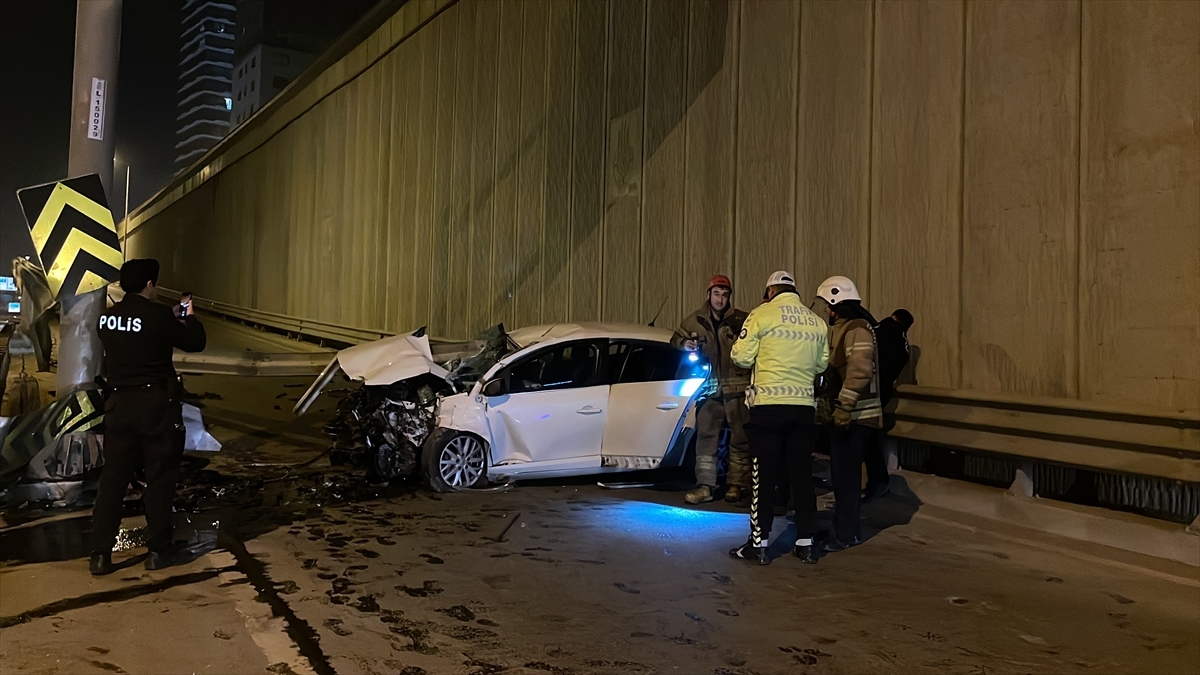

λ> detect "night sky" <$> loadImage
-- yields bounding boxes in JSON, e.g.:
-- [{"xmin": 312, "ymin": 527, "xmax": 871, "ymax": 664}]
[{"xmin": 0, "ymin": 0, "xmax": 181, "ymax": 270}]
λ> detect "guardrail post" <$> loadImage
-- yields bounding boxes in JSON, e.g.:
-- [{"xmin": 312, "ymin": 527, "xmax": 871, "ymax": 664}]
[{"xmin": 1008, "ymin": 461, "xmax": 1035, "ymax": 498}]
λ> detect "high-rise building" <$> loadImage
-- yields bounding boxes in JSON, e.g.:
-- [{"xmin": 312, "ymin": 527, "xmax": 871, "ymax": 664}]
[
  {"xmin": 229, "ymin": 0, "xmax": 378, "ymax": 130},
  {"xmin": 175, "ymin": 0, "xmax": 237, "ymax": 172},
  {"xmin": 230, "ymin": 44, "xmax": 313, "ymax": 128}
]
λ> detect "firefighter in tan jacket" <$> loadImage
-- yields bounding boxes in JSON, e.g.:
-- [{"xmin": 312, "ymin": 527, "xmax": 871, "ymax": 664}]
[
  {"xmin": 813, "ymin": 276, "xmax": 882, "ymax": 552},
  {"xmin": 671, "ymin": 275, "xmax": 752, "ymax": 505}
]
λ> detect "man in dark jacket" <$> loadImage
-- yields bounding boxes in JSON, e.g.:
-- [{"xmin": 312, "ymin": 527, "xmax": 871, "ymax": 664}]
[
  {"xmin": 864, "ymin": 308, "xmax": 913, "ymax": 500},
  {"xmin": 89, "ymin": 259, "xmax": 207, "ymax": 575},
  {"xmin": 672, "ymin": 275, "xmax": 751, "ymax": 505}
]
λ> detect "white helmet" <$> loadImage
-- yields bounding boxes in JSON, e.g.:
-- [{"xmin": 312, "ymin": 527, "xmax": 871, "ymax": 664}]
[
  {"xmin": 764, "ymin": 270, "xmax": 796, "ymax": 290},
  {"xmin": 816, "ymin": 276, "xmax": 861, "ymax": 305}
]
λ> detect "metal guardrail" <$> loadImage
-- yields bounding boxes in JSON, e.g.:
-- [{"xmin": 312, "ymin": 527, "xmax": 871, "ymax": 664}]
[
  {"xmin": 892, "ymin": 385, "xmax": 1200, "ymax": 483},
  {"xmin": 172, "ymin": 351, "xmax": 333, "ymax": 377}
]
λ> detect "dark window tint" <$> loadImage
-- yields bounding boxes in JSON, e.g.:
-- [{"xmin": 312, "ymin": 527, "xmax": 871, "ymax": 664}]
[
  {"xmin": 507, "ymin": 341, "xmax": 601, "ymax": 394},
  {"xmin": 611, "ymin": 342, "xmax": 706, "ymax": 384}
]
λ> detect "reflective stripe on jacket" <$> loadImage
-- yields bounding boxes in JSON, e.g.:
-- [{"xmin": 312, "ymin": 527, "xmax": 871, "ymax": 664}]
[
  {"xmin": 829, "ymin": 317, "xmax": 883, "ymax": 428},
  {"xmin": 730, "ymin": 292, "xmax": 830, "ymax": 407}
]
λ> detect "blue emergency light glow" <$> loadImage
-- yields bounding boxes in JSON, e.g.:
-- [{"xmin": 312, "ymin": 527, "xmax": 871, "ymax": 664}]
[
  {"xmin": 687, "ymin": 352, "xmax": 699, "ymax": 363},
  {"xmin": 679, "ymin": 377, "xmax": 706, "ymax": 398},
  {"xmin": 584, "ymin": 501, "xmax": 744, "ymax": 544}
]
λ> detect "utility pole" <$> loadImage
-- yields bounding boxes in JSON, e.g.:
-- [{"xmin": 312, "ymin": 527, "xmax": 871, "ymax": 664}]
[{"xmin": 61, "ymin": 0, "xmax": 122, "ymax": 395}]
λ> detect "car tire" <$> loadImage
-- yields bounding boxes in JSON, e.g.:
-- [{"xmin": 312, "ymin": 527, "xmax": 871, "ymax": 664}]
[{"xmin": 423, "ymin": 430, "xmax": 489, "ymax": 492}]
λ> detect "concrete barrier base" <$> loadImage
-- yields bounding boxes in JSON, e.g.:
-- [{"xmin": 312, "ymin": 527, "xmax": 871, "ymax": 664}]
[{"xmin": 892, "ymin": 470, "xmax": 1200, "ymax": 568}]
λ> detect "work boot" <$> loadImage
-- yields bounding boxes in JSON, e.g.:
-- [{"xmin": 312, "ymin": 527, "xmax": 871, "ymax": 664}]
[
  {"xmin": 729, "ymin": 538, "xmax": 770, "ymax": 565},
  {"xmin": 89, "ymin": 552, "xmax": 115, "ymax": 576},
  {"xmin": 685, "ymin": 485, "xmax": 714, "ymax": 505},
  {"xmin": 820, "ymin": 533, "xmax": 862, "ymax": 553},
  {"xmin": 793, "ymin": 540, "xmax": 819, "ymax": 565},
  {"xmin": 723, "ymin": 485, "xmax": 743, "ymax": 503},
  {"xmin": 145, "ymin": 546, "xmax": 193, "ymax": 571}
]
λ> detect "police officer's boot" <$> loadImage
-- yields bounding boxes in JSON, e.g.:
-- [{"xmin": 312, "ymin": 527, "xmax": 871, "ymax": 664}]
[
  {"xmin": 685, "ymin": 485, "xmax": 714, "ymax": 505},
  {"xmin": 89, "ymin": 551, "xmax": 115, "ymax": 576},
  {"xmin": 728, "ymin": 537, "xmax": 770, "ymax": 565}
]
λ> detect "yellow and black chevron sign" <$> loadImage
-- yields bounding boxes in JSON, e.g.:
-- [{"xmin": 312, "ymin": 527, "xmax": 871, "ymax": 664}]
[{"xmin": 16, "ymin": 174, "xmax": 123, "ymax": 300}]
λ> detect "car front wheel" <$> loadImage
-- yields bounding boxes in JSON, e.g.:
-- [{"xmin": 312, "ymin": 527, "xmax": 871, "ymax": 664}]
[{"xmin": 424, "ymin": 430, "xmax": 488, "ymax": 492}]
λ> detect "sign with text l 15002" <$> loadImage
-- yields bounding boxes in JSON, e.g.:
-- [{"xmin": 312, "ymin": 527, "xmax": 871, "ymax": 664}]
[{"xmin": 88, "ymin": 77, "xmax": 106, "ymax": 140}]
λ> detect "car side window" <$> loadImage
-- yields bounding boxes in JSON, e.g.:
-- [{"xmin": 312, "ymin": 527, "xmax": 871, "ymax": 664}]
[
  {"xmin": 505, "ymin": 340, "xmax": 602, "ymax": 394},
  {"xmin": 613, "ymin": 342, "xmax": 693, "ymax": 384}
]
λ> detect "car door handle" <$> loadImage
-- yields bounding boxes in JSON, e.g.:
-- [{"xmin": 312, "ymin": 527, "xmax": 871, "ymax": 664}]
[
  {"xmin": 576, "ymin": 406, "xmax": 603, "ymax": 415},
  {"xmin": 656, "ymin": 402, "xmax": 680, "ymax": 410}
]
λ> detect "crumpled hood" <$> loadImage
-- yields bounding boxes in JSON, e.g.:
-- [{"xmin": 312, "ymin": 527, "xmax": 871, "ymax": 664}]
[{"xmin": 336, "ymin": 333, "xmax": 449, "ymax": 385}]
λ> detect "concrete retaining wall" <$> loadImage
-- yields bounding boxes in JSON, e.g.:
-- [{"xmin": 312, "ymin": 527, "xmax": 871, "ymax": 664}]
[{"xmin": 127, "ymin": 0, "xmax": 1200, "ymax": 420}]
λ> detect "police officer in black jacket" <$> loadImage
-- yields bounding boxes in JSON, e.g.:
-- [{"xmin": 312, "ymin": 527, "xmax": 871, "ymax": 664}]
[{"xmin": 89, "ymin": 259, "xmax": 206, "ymax": 575}]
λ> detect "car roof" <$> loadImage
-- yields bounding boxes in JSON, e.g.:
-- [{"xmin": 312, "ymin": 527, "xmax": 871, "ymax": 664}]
[{"xmin": 507, "ymin": 322, "xmax": 674, "ymax": 349}]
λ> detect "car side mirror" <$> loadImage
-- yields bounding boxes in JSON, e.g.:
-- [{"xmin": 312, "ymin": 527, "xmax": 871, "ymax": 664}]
[{"xmin": 482, "ymin": 378, "xmax": 507, "ymax": 397}]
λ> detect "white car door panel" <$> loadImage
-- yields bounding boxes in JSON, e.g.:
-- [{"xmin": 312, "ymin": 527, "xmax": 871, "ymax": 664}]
[
  {"xmin": 600, "ymin": 341, "xmax": 708, "ymax": 467},
  {"xmin": 483, "ymin": 339, "xmax": 607, "ymax": 466},
  {"xmin": 486, "ymin": 385, "xmax": 608, "ymax": 464},
  {"xmin": 602, "ymin": 380, "xmax": 694, "ymax": 463}
]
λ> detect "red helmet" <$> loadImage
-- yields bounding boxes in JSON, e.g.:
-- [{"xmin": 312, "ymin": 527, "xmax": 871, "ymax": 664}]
[{"xmin": 707, "ymin": 275, "xmax": 732, "ymax": 292}]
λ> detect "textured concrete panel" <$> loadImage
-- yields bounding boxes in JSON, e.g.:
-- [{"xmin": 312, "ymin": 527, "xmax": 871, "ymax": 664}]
[
  {"xmin": 514, "ymin": 0, "xmax": 549, "ymax": 329},
  {"xmin": 603, "ymin": 0, "xmax": 646, "ymax": 323},
  {"xmin": 468, "ymin": 1, "xmax": 501, "ymax": 334},
  {"xmin": 795, "ymin": 0, "xmax": 873, "ymax": 301},
  {"xmin": 429, "ymin": 5, "xmax": 461, "ymax": 336},
  {"xmin": 683, "ymin": 0, "xmax": 737, "ymax": 310},
  {"xmin": 447, "ymin": 1, "xmax": 476, "ymax": 339},
  {"xmin": 568, "ymin": 0, "xmax": 607, "ymax": 322},
  {"xmin": 641, "ymin": 0, "xmax": 688, "ymax": 329},
  {"xmin": 735, "ymin": 0, "xmax": 798, "ymax": 300},
  {"xmin": 491, "ymin": 0, "xmax": 523, "ymax": 329},
  {"xmin": 961, "ymin": 0, "xmax": 1080, "ymax": 399},
  {"xmin": 412, "ymin": 27, "xmax": 440, "ymax": 331},
  {"xmin": 542, "ymin": 0, "xmax": 578, "ymax": 326},
  {"xmin": 871, "ymin": 0, "xmax": 965, "ymax": 389},
  {"xmin": 1080, "ymin": 0, "xmax": 1200, "ymax": 415}
]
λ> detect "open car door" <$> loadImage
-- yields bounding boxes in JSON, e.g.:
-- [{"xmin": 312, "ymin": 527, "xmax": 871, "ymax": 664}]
[{"xmin": 600, "ymin": 340, "xmax": 709, "ymax": 470}]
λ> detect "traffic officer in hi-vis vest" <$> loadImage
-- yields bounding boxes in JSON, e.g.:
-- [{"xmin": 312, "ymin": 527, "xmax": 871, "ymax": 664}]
[
  {"xmin": 89, "ymin": 259, "xmax": 206, "ymax": 575},
  {"xmin": 727, "ymin": 271, "xmax": 830, "ymax": 565}
]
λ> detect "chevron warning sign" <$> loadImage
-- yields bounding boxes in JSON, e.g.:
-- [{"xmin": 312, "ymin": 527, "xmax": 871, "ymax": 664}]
[{"xmin": 16, "ymin": 174, "xmax": 123, "ymax": 300}]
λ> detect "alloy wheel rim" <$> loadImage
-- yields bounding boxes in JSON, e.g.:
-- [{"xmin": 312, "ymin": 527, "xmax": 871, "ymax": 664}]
[{"xmin": 439, "ymin": 435, "xmax": 485, "ymax": 488}]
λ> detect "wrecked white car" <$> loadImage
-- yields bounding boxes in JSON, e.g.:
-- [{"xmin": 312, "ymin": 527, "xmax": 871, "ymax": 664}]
[{"xmin": 296, "ymin": 323, "xmax": 710, "ymax": 491}]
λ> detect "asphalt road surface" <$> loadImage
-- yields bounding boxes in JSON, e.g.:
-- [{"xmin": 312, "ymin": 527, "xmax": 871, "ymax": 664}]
[{"xmin": 1, "ymin": 326, "xmax": 1198, "ymax": 675}]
